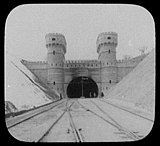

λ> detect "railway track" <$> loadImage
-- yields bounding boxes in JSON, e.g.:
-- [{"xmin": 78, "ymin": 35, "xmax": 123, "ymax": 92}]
[
  {"xmin": 7, "ymin": 99, "xmax": 66, "ymax": 129},
  {"xmin": 37, "ymin": 99, "xmax": 84, "ymax": 142},
  {"xmin": 67, "ymin": 100, "xmax": 84, "ymax": 142},
  {"xmin": 8, "ymin": 98, "xmax": 149, "ymax": 142},
  {"xmin": 97, "ymin": 98, "xmax": 154, "ymax": 122},
  {"xmin": 76, "ymin": 99, "xmax": 143, "ymax": 141}
]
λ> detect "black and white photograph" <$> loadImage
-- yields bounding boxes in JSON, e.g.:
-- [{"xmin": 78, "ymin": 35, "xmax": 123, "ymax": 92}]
[{"xmin": 5, "ymin": 4, "xmax": 155, "ymax": 142}]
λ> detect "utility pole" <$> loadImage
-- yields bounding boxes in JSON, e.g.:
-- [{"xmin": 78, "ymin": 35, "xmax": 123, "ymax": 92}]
[
  {"xmin": 82, "ymin": 77, "xmax": 83, "ymax": 97},
  {"xmin": 81, "ymin": 77, "xmax": 88, "ymax": 98}
]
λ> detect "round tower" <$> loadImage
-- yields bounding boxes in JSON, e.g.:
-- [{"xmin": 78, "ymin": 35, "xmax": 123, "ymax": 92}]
[
  {"xmin": 97, "ymin": 32, "xmax": 118, "ymax": 92},
  {"xmin": 45, "ymin": 33, "xmax": 67, "ymax": 98}
]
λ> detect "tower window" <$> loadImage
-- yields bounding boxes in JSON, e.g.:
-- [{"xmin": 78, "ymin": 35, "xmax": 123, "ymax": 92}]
[
  {"xmin": 53, "ymin": 81, "xmax": 55, "ymax": 85},
  {"xmin": 109, "ymin": 80, "xmax": 111, "ymax": 84},
  {"xmin": 108, "ymin": 50, "xmax": 110, "ymax": 53},
  {"xmin": 53, "ymin": 51, "xmax": 55, "ymax": 55}
]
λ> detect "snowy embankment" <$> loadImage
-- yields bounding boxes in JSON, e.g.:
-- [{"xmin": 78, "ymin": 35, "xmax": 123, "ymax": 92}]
[
  {"xmin": 104, "ymin": 49, "xmax": 155, "ymax": 115},
  {"xmin": 5, "ymin": 53, "xmax": 59, "ymax": 112}
]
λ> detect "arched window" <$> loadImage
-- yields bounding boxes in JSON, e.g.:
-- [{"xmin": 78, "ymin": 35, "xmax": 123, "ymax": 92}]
[
  {"xmin": 53, "ymin": 81, "xmax": 55, "ymax": 85},
  {"xmin": 52, "ymin": 38, "xmax": 56, "ymax": 41},
  {"xmin": 109, "ymin": 80, "xmax": 111, "ymax": 84},
  {"xmin": 53, "ymin": 50, "xmax": 55, "ymax": 55},
  {"xmin": 108, "ymin": 50, "xmax": 110, "ymax": 54},
  {"xmin": 107, "ymin": 36, "xmax": 111, "ymax": 39}
]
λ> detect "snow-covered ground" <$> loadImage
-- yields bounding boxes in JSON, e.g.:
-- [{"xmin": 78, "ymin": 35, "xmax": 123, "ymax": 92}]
[
  {"xmin": 5, "ymin": 53, "xmax": 59, "ymax": 111},
  {"xmin": 104, "ymin": 49, "xmax": 155, "ymax": 115},
  {"xmin": 101, "ymin": 98, "xmax": 154, "ymax": 121},
  {"xmin": 8, "ymin": 98, "xmax": 153, "ymax": 142}
]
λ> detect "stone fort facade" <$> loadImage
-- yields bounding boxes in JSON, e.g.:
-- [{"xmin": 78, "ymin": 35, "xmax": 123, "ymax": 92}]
[{"xmin": 21, "ymin": 32, "xmax": 147, "ymax": 98}]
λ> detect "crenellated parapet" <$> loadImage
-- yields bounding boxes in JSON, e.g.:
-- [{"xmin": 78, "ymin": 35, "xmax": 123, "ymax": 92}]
[
  {"xmin": 117, "ymin": 54, "xmax": 148, "ymax": 68},
  {"xmin": 64, "ymin": 60, "xmax": 101, "ymax": 68},
  {"xmin": 21, "ymin": 59, "xmax": 48, "ymax": 70}
]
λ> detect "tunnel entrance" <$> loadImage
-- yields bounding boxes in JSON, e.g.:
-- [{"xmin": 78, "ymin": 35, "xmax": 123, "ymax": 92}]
[{"xmin": 67, "ymin": 76, "xmax": 98, "ymax": 98}]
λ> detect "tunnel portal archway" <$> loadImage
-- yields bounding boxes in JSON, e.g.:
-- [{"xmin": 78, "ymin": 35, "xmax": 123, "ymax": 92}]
[{"xmin": 67, "ymin": 76, "xmax": 98, "ymax": 98}]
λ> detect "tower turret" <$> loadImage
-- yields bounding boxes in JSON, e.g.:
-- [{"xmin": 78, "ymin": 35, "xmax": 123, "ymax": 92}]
[
  {"xmin": 97, "ymin": 32, "xmax": 118, "ymax": 91},
  {"xmin": 46, "ymin": 33, "xmax": 66, "ymax": 66},
  {"xmin": 45, "ymin": 33, "xmax": 66, "ymax": 98},
  {"xmin": 97, "ymin": 32, "xmax": 117, "ymax": 63}
]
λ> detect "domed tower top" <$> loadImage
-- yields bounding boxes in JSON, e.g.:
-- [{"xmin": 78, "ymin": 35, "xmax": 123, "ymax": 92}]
[
  {"xmin": 45, "ymin": 33, "xmax": 67, "ymax": 54},
  {"xmin": 96, "ymin": 32, "xmax": 118, "ymax": 54}
]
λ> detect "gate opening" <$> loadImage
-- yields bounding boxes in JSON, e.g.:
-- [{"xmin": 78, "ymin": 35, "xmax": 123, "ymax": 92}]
[{"xmin": 67, "ymin": 76, "xmax": 98, "ymax": 98}]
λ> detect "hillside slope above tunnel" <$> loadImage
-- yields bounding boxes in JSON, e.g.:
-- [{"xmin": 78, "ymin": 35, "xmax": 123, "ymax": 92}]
[
  {"xmin": 104, "ymin": 49, "xmax": 155, "ymax": 113},
  {"xmin": 5, "ymin": 53, "xmax": 59, "ymax": 111}
]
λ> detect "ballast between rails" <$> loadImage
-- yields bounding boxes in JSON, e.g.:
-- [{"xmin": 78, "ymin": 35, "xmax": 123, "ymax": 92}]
[
  {"xmin": 37, "ymin": 100, "xmax": 83, "ymax": 142},
  {"xmin": 67, "ymin": 101, "xmax": 84, "ymax": 142}
]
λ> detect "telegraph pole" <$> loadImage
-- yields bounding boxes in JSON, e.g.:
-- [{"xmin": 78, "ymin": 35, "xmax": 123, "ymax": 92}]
[{"xmin": 82, "ymin": 77, "xmax": 83, "ymax": 97}]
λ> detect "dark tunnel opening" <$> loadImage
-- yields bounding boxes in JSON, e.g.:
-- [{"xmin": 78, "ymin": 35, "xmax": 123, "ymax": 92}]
[{"xmin": 67, "ymin": 76, "xmax": 98, "ymax": 98}]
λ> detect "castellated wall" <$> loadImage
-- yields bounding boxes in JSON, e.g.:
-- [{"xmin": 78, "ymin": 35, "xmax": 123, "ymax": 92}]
[
  {"xmin": 116, "ymin": 54, "xmax": 148, "ymax": 82},
  {"xmin": 63, "ymin": 60, "xmax": 101, "ymax": 97},
  {"xmin": 21, "ymin": 60, "xmax": 48, "ymax": 84},
  {"xmin": 21, "ymin": 32, "xmax": 148, "ymax": 98}
]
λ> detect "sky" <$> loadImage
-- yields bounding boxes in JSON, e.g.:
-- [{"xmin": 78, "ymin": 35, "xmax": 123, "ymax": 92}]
[{"xmin": 5, "ymin": 4, "xmax": 155, "ymax": 61}]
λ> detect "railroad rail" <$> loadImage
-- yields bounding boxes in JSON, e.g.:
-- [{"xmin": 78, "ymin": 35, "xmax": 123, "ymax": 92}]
[
  {"xmin": 37, "ymin": 99, "xmax": 84, "ymax": 142},
  {"xmin": 7, "ymin": 99, "xmax": 66, "ymax": 129},
  {"xmin": 76, "ymin": 99, "xmax": 143, "ymax": 141},
  {"xmin": 67, "ymin": 100, "xmax": 84, "ymax": 142},
  {"xmin": 97, "ymin": 98, "xmax": 154, "ymax": 122}
]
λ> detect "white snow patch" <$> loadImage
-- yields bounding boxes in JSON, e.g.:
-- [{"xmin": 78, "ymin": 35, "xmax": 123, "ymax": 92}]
[
  {"xmin": 5, "ymin": 53, "xmax": 52, "ymax": 111},
  {"xmin": 104, "ymin": 49, "xmax": 155, "ymax": 115}
]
